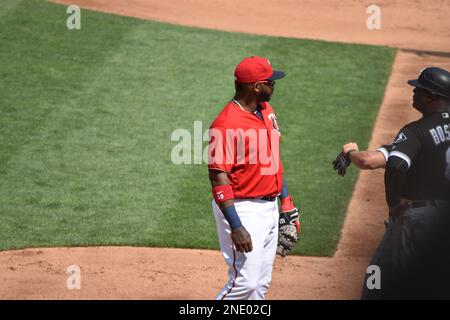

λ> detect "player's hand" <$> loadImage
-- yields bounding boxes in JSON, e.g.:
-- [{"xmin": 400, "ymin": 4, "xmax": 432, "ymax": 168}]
[
  {"xmin": 342, "ymin": 142, "xmax": 359, "ymax": 155},
  {"xmin": 277, "ymin": 207, "xmax": 301, "ymax": 257},
  {"xmin": 332, "ymin": 146, "xmax": 353, "ymax": 177},
  {"xmin": 332, "ymin": 153, "xmax": 349, "ymax": 176},
  {"xmin": 332, "ymin": 142, "xmax": 359, "ymax": 176},
  {"xmin": 231, "ymin": 226, "xmax": 253, "ymax": 253}
]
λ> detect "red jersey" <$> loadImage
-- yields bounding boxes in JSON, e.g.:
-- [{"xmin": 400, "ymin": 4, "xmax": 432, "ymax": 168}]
[{"xmin": 208, "ymin": 100, "xmax": 284, "ymax": 198}]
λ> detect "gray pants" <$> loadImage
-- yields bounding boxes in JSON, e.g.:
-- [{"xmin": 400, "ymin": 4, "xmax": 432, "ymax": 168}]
[{"xmin": 361, "ymin": 201, "xmax": 450, "ymax": 299}]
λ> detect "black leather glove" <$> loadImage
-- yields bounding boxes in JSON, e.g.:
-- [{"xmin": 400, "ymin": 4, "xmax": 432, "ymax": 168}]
[{"xmin": 332, "ymin": 152, "xmax": 351, "ymax": 176}]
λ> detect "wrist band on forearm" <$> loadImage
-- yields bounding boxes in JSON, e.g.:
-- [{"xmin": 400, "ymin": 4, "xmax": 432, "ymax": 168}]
[
  {"xmin": 212, "ymin": 184, "xmax": 234, "ymax": 203},
  {"xmin": 280, "ymin": 177, "xmax": 289, "ymax": 199},
  {"xmin": 222, "ymin": 205, "xmax": 243, "ymax": 230},
  {"xmin": 281, "ymin": 195, "xmax": 295, "ymax": 212}
]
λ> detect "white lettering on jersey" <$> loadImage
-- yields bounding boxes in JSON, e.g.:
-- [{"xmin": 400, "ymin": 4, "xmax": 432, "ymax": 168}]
[
  {"xmin": 437, "ymin": 126, "xmax": 446, "ymax": 142},
  {"xmin": 443, "ymin": 113, "xmax": 449, "ymax": 119},
  {"xmin": 430, "ymin": 128, "xmax": 440, "ymax": 145},
  {"xmin": 444, "ymin": 124, "xmax": 450, "ymax": 141},
  {"xmin": 429, "ymin": 124, "xmax": 450, "ymax": 146}
]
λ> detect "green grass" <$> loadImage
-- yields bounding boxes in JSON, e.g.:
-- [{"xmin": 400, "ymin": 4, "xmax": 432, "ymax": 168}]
[{"xmin": 0, "ymin": 0, "xmax": 395, "ymax": 255}]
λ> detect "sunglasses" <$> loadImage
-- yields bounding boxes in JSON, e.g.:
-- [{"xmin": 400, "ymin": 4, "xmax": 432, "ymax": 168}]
[{"xmin": 257, "ymin": 80, "xmax": 276, "ymax": 87}]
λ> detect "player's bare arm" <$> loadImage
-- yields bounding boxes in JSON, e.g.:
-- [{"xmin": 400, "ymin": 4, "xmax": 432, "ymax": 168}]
[
  {"xmin": 348, "ymin": 150, "xmax": 386, "ymax": 169},
  {"xmin": 343, "ymin": 143, "xmax": 387, "ymax": 170},
  {"xmin": 333, "ymin": 142, "xmax": 387, "ymax": 176},
  {"xmin": 208, "ymin": 169, "xmax": 253, "ymax": 253}
]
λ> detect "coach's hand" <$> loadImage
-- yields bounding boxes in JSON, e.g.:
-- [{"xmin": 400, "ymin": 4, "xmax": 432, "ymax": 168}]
[
  {"xmin": 232, "ymin": 226, "xmax": 253, "ymax": 253},
  {"xmin": 332, "ymin": 142, "xmax": 359, "ymax": 176},
  {"xmin": 332, "ymin": 152, "xmax": 351, "ymax": 176}
]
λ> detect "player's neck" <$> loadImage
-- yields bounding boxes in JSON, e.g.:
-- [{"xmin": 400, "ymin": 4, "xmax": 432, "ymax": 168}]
[{"xmin": 233, "ymin": 96, "xmax": 258, "ymax": 112}]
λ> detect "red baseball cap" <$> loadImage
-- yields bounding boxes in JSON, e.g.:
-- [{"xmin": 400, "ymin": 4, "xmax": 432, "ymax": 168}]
[{"xmin": 234, "ymin": 56, "xmax": 285, "ymax": 83}]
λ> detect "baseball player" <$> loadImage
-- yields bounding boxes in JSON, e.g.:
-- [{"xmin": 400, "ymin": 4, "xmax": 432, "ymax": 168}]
[
  {"xmin": 208, "ymin": 56, "xmax": 301, "ymax": 300},
  {"xmin": 333, "ymin": 67, "xmax": 450, "ymax": 299}
]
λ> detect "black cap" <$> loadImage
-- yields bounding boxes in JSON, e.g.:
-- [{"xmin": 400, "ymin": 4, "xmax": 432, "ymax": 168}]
[{"xmin": 408, "ymin": 67, "xmax": 450, "ymax": 98}]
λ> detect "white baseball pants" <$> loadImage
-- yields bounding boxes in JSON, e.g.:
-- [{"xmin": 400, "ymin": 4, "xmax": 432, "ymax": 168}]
[{"xmin": 212, "ymin": 199, "xmax": 279, "ymax": 300}]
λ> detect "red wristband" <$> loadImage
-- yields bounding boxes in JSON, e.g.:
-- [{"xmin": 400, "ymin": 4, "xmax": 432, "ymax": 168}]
[
  {"xmin": 281, "ymin": 195, "xmax": 295, "ymax": 212},
  {"xmin": 212, "ymin": 185, "xmax": 234, "ymax": 203}
]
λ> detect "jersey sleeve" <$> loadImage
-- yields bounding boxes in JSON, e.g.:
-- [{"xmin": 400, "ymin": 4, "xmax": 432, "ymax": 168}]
[
  {"xmin": 387, "ymin": 125, "xmax": 422, "ymax": 168},
  {"xmin": 207, "ymin": 126, "xmax": 234, "ymax": 173},
  {"xmin": 376, "ymin": 144, "xmax": 393, "ymax": 162}
]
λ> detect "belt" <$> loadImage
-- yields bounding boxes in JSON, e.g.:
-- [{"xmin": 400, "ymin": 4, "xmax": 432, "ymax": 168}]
[
  {"xmin": 387, "ymin": 200, "xmax": 450, "ymax": 223},
  {"xmin": 409, "ymin": 200, "xmax": 450, "ymax": 209},
  {"xmin": 260, "ymin": 196, "xmax": 277, "ymax": 202}
]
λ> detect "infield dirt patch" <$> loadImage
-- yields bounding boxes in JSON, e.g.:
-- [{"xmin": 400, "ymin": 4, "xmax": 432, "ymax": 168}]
[{"xmin": 1, "ymin": 0, "xmax": 449, "ymax": 299}]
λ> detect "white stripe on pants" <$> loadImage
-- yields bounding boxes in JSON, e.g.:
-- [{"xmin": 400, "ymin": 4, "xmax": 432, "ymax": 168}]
[{"xmin": 212, "ymin": 199, "xmax": 279, "ymax": 300}]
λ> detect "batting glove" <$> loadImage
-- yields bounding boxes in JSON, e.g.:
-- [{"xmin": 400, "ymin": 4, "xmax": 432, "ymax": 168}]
[
  {"xmin": 332, "ymin": 152, "xmax": 351, "ymax": 176},
  {"xmin": 277, "ymin": 196, "xmax": 301, "ymax": 257}
]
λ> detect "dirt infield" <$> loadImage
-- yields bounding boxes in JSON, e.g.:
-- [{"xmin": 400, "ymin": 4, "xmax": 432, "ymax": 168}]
[
  {"xmin": 2, "ymin": 0, "xmax": 450, "ymax": 299},
  {"xmin": 53, "ymin": 0, "xmax": 450, "ymax": 52}
]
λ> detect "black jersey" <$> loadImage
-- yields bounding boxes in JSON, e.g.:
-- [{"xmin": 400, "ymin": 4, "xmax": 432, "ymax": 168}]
[{"xmin": 386, "ymin": 111, "xmax": 450, "ymax": 201}]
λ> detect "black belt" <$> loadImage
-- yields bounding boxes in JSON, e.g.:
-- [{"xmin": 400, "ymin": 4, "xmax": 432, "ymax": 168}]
[
  {"xmin": 260, "ymin": 196, "xmax": 277, "ymax": 202},
  {"xmin": 409, "ymin": 200, "xmax": 450, "ymax": 209},
  {"xmin": 386, "ymin": 200, "xmax": 450, "ymax": 224}
]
